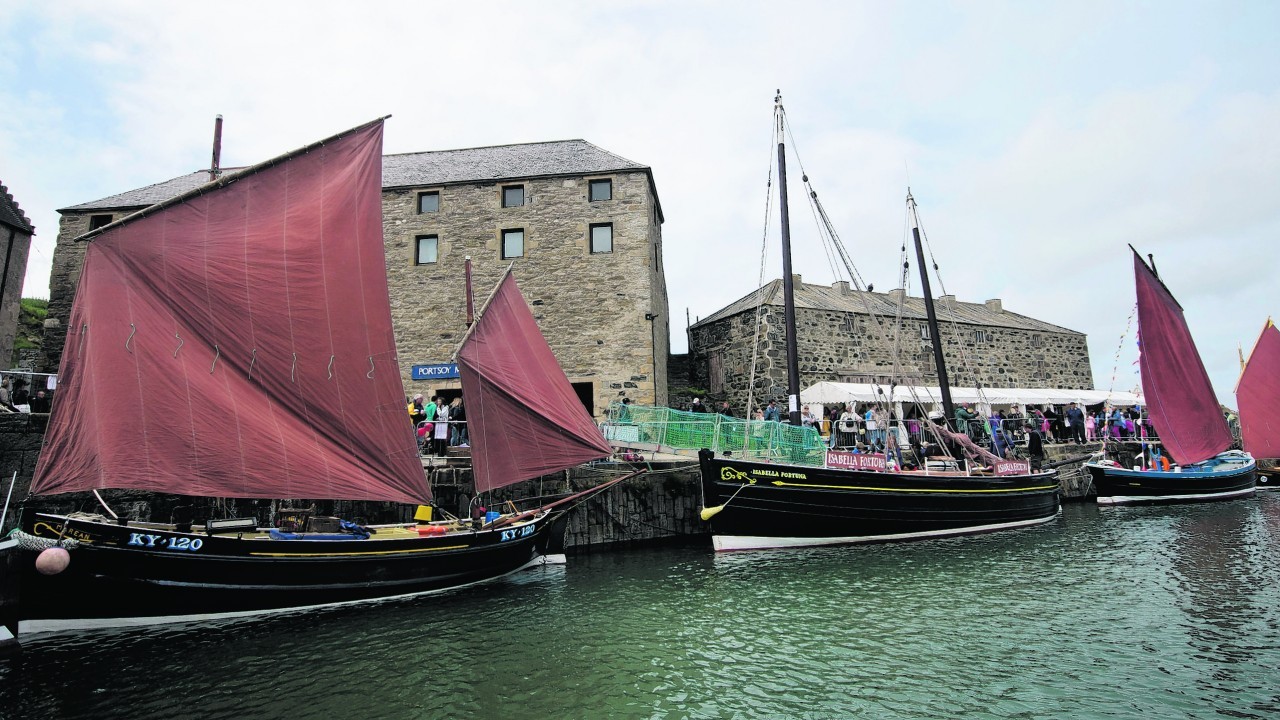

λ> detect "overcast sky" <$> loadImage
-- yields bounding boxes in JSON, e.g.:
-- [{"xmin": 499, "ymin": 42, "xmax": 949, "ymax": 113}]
[{"xmin": 2, "ymin": 1, "xmax": 1276, "ymax": 405}]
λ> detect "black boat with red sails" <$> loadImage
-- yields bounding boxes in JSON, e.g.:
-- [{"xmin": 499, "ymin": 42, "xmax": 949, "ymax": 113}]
[{"xmin": 8, "ymin": 119, "xmax": 617, "ymax": 635}]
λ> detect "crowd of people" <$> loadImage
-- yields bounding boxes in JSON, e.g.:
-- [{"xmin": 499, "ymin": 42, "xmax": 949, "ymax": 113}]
[
  {"xmin": 0, "ymin": 374, "xmax": 52, "ymax": 413},
  {"xmin": 678, "ymin": 393, "xmax": 1153, "ymax": 468},
  {"xmin": 408, "ymin": 393, "xmax": 468, "ymax": 456}
]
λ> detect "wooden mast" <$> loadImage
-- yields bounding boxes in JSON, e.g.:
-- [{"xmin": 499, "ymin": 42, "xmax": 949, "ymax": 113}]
[
  {"xmin": 907, "ymin": 190, "xmax": 956, "ymax": 425},
  {"xmin": 776, "ymin": 92, "xmax": 802, "ymax": 426}
]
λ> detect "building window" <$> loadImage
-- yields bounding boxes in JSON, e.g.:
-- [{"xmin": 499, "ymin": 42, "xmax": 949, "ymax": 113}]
[
  {"xmin": 974, "ymin": 330, "xmax": 989, "ymax": 343},
  {"xmin": 415, "ymin": 235, "xmax": 438, "ymax": 265},
  {"xmin": 502, "ymin": 185, "xmax": 524, "ymax": 208},
  {"xmin": 1031, "ymin": 334, "xmax": 1043, "ymax": 347},
  {"xmin": 589, "ymin": 179, "xmax": 612, "ymax": 202},
  {"xmin": 920, "ymin": 326, "xmax": 931, "ymax": 340},
  {"xmin": 590, "ymin": 223, "xmax": 613, "ymax": 254},
  {"xmin": 417, "ymin": 191, "xmax": 439, "ymax": 214},
  {"xmin": 89, "ymin": 214, "xmax": 113, "ymax": 230},
  {"xmin": 502, "ymin": 229, "xmax": 525, "ymax": 259}
]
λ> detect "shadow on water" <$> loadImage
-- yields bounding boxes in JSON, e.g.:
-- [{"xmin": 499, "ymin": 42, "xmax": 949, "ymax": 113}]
[{"xmin": 2, "ymin": 497, "xmax": 1279, "ymax": 719}]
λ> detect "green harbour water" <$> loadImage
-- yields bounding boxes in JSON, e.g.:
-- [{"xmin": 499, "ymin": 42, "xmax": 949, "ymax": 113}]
[{"xmin": 3, "ymin": 494, "xmax": 1279, "ymax": 719}]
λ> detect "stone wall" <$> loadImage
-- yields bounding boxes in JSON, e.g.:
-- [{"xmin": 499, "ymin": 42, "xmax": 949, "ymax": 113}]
[
  {"xmin": 381, "ymin": 170, "xmax": 667, "ymax": 415},
  {"xmin": 42, "ymin": 211, "xmax": 118, "ymax": 373},
  {"xmin": 0, "ymin": 414, "xmax": 43, "ymax": 534},
  {"xmin": 1, "ymin": 224, "xmax": 33, "ymax": 366},
  {"xmin": 690, "ymin": 303, "xmax": 1093, "ymax": 416}
]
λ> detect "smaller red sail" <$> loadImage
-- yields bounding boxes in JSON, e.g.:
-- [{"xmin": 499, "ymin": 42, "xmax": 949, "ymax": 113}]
[
  {"xmin": 458, "ymin": 273, "xmax": 613, "ymax": 493},
  {"xmin": 1237, "ymin": 319, "xmax": 1280, "ymax": 460},
  {"xmin": 1134, "ymin": 251, "xmax": 1231, "ymax": 465}
]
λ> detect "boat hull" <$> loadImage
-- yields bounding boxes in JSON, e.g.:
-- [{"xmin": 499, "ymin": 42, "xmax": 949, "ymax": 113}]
[
  {"xmin": 1085, "ymin": 452, "xmax": 1257, "ymax": 505},
  {"xmin": 698, "ymin": 450, "xmax": 1060, "ymax": 551},
  {"xmin": 14, "ymin": 510, "xmax": 565, "ymax": 634}
]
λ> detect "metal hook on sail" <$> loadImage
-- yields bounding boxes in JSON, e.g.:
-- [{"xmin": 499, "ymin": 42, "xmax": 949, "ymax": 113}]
[
  {"xmin": 367, "ymin": 356, "xmax": 375, "ymax": 379},
  {"xmin": 247, "ymin": 348, "xmax": 257, "ymax": 380},
  {"xmin": 77, "ymin": 324, "xmax": 88, "ymax": 358},
  {"xmin": 291, "ymin": 353, "xmax": 298, "ymax": 383},
  {"xmin": 173, "ymin": 332, "xmax": 184, "ymax": 358},
  {"xmin": 125, "ymin": 324, "xmax": 136, "ymax": 353},
  {"xmin": 327, "ymin": 355, "xmax": 335, "ymax": 380},
  {"xmin": 210, "ymin": 345, "xmax": 220, "ymax": 374}
]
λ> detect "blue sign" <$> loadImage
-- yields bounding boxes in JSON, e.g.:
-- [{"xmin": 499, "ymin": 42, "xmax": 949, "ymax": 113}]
[{"xmin": 412, "ymin": 363, "xmax": 459, "ymax": 381}]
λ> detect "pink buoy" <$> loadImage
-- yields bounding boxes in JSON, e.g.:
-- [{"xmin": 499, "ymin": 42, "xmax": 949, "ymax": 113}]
[{"xmin": 35, "ymin": 546, "xmax": 71, "ymax": 575}]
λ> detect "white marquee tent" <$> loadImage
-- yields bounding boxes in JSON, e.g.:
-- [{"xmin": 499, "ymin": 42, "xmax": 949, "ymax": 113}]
[{"xmin": 800, "ymin": 381, "xmax": 1142, "ymax": 412}]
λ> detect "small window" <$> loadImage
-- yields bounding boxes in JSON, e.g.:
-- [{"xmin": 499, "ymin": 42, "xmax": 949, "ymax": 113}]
[
  {"xmin": 89, "ymin": 214, "xmax": 113, "ymax": 230},
  {"xmin": 589, "ymin": 179, "xmax": 612, "ymax": 202},
  {"xmin": 973, "ymin": 330, "xmax": 988, "ymax": 344},
  {"xmin": 502, "ymin": 229, "xmax": 525, "ymax": 259},
  {"xmin": 1031, "ymin": 334, "xmax": 1043, "ymax": 347},
  {"xmin": 415, "ymin": 235, "xmax": 438, "ymax": 265},
  {"xmin": 502, "ymin": 185, "xmax": 525, "ymax": 208},
  {"xmin": 590, "ymin": 223, "xmax": 613, "ymax": 254},
  {"xmin": 920, "ymin": 326, "xmax": 931, "ymax": 340},
  {"xmin": 417, "ymin": 192, "xmax": 439, "ymax": 214}
]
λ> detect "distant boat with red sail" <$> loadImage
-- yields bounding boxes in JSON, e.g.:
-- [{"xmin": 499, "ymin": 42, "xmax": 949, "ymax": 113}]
[
  {"xmin": 1236, "ymin": 318, "xmax": 1280, "ymax": 489},
  {"xmin": 8, "ymin": 119, "xmax": 615, "ymax": 635},
  {"xmin": 1084, "ymin": 249, "xmax": 1256, "ymax": 504}
]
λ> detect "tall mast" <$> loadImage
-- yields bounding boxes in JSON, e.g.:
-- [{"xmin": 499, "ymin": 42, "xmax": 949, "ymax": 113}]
[
  {"xmin": 907, "ymin": 190, "xmax": 955, "ymax": 424},
  {"xmin": 776, "ymin": 92, "xmax": 802, "ymax": 426}
]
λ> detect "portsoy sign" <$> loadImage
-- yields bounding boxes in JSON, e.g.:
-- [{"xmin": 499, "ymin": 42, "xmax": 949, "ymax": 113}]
[
  {"xmin": 826, "ymin": 450, "xmax": 887, "ymax": 472},
  {"xmin": 411, "ymin": 363, "xmax": 459, "ymax": 381}
]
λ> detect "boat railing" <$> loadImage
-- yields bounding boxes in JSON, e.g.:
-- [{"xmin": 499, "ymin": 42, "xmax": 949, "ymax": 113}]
[{"xmin": 602, "ymin": 402, "xmax": 828, "ymax": 465}]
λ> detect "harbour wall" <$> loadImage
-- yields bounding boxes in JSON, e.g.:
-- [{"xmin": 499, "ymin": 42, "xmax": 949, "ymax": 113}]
[{"xmin": 0, "ymin": 414, "xmax": 1099, "ymax": 545}]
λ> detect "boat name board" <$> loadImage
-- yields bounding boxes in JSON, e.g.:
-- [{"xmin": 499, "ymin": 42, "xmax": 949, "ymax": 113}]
[
  {"xmin": 499, "ymin": 524, "xmax": 535, "ymax": 542},
  {"xmin": 994, "ymin": 460, "xmax": 1031, "ymax": 476},
  {"xmin": 128, "ymin": 533, "xmax": 204, "ymax": 552},
  {"xmin": 826, "ymin": 451, "xmax": 886, "ymax": 472}
]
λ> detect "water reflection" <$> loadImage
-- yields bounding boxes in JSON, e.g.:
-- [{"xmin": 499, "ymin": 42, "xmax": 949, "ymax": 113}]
[{"xmin": 1, "ymin": 501, "xmax": 1279, "ymax": 719}]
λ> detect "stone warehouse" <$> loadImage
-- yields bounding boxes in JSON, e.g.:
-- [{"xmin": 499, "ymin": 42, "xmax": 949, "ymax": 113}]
[
  {"xmin": 0, "ymin": 181, "xmax": 34, "ymax": 367},
  {"xmin": 41, "ymin": 139, "xmax": 669, "ymax": 416},
  {"xmin": 688, "ymin": 276, "xmax": 1092, "ymax": 414}
]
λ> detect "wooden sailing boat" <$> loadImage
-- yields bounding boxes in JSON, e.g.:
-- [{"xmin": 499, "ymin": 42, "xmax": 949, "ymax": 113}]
[
  {"xmin": 1083, "ymin": 250, "xmax": 1256, "ymax": 504},
  {"xmin": 697, "ymin": 95, "xmax": 1060, "ymax": 552},
  {"xmin": 10, "ymin": 119, "xmax": 613, "ymax": 634},
  {"xmin": 1235, "ymin": 318, "xmax": 1279, "ymax": 489}
]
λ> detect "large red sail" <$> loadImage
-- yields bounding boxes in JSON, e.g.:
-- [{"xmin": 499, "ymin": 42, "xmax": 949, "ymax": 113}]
[
  {"xmin": 1134, "ymin": 251, "xmax": 1231, "ymax": 465},
  {"xmin": 457, "ymin": 273, "xmax": 613, "ymax": 493},
  {"xmin": 1237, "ymin": 319, "xmax": 1280, "ymax": 459},
  {"xmin": 31, "ymin": 120, "xmax": 430, "ymax": 504}
]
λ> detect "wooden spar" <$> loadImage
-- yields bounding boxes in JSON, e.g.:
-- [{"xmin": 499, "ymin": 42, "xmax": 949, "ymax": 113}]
[
  {"xmin": 776, "ymin": 93, "xmax": 802, "ymax": 426},
  {"xmin": 907, "ymin": 191, "xmax": 956, "ymax": 426}
]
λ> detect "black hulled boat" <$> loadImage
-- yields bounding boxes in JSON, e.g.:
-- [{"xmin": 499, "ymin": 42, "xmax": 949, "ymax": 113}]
[{"xmin": 698, "ymin": 95, "xmax": 1060, "ymax": 551}]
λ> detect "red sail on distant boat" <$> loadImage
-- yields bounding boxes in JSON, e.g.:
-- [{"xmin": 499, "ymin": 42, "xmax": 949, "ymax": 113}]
[
  {"xmin": 1237, "ymin": 319, "xmax": 1280, "ymax": 460},
  {"xmin": 457, "ymin": 272, "xmax": 613, "ymax": 493},
  {"xmin": 30, "ymin": 120, "xmax": 430, "ymax": 504},
  {"xmin": 1133, "ymin": 251, "xmax": 1231, "ymax": 466}
]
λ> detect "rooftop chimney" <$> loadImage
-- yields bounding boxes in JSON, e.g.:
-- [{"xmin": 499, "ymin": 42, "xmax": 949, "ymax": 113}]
[
  {"xmin": 791, "ymin": 273, "xmax": 802, "ymax": 287},
  {"xmin": 985, "ymin": 298, "xmax": 1003, "ymax": 313},
  {"xmin": 888, "ymin": 288, "xmax": 906, "ymax": 304},
  {"xmin": 832, "ymin": 280, "xmax": 850, "ymax": 295},
  {"xmin": 209, "ymin": 114, "xmax": 223, "ymax": 181}
]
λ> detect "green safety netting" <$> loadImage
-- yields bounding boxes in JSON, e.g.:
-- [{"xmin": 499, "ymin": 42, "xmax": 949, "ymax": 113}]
[{"xmin": 605, "ymin": 403, "xmax": 827, "ymax": 466}]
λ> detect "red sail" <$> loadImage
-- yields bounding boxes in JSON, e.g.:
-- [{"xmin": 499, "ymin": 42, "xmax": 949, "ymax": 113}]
[
  {"xmin": 1237, "ymin": 319, "xmax": 1280, "ymax": 459},
  {"xmin": 458, "ymin": 273, "xmax": 613, "ymax": 493},
  {"xmin": 1134, "ymin": 251, "xmax": 1231, "ymax": 465},
  {"xmin": 31, "ymin": 120, "xmax": 430, "ymax": 504}
]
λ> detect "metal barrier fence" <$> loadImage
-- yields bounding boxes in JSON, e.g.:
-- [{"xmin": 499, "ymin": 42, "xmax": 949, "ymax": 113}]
[{"xmin": 603, "ymin": 403, "xmax": 828, "ymax": 466}]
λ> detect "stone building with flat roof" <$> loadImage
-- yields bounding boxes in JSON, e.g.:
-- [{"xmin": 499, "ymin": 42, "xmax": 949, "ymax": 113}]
[
  {"xmin": 0, "ymin": 181, "xmax": 34, "ymax": 367},
  {"xmin": 688, "ymin": 276, "xmax": 1092, "ymax": 415},
  {"xmin": 42, "ymin": 139, "xmax": 669, "ymax": 417}
]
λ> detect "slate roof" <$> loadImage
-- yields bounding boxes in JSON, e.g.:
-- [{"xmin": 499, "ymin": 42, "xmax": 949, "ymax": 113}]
[
  {"xmin": 60, "ymin": 139, "xmax": 660, "ymax": 219},
  {"xmin": 692, "ymin": 279, "xmax": 1081, "ymax": 335},
  {"xmin": 0, "ymin": 181, "xmax": 35, "ymax": 234}
]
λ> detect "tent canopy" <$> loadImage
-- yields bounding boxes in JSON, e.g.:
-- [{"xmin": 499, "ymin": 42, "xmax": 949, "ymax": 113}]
[{"xmin": 800, "ymin": 381, "xmax": 1142, "ymax": 409}]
